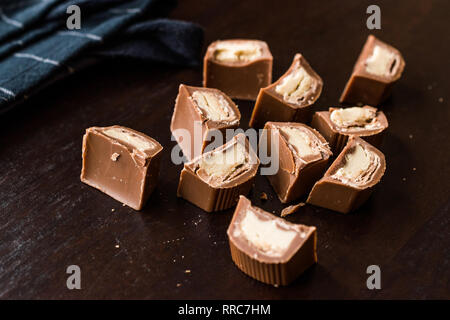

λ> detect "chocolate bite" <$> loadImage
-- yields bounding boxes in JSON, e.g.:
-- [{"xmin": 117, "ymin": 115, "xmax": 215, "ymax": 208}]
[
  {"xmin": 177, "ymin": 133, "xmax": 259, "ymax": 212},
  {"xmin": 227, "ymin": 196, "xmax": 317, "ymax": 286},
  {"xmin": 249, "ymin": 53, "xmax": 323, "ymax": 128},
  {"xmin": 262, "ymin": 122, "xmax": 332, "ymax": 203},
  {"xmin": 203, "ymin": 39, "xmax": 273, "ymax": 100},
  {"xmin": 81, "ymin": 126, "xmax": 163, "ymax": 210},
  {"xmin": 307, "ymin": 137, "xmax": 386, "ymax": 214},
  {"xmin": 170, "ymin": 84, "xmax": 241, "ymax": 161},
  {"xmin": 340, "ymin": 35, "xmax": 405, "ymax": 106},
  {"xmin": 311, "ymin": 105, "xmax": 388, "ymax": 153}
]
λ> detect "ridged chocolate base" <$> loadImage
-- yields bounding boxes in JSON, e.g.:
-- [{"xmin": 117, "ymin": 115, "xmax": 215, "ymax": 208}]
[
  {"xmin": 213, "ymin": 179, "xmax": 254, "ymax": 212},
  {"xmin": 229, "ymin": 240, "xmax": 289, "ymax": 285},
  {"xmin": 331, "ymin": 131, "xmax": 386, "ymax": 155},
  {"xmin": 178, "ymin": 168, "xmax": 255, "ymax": 212},
  {"xmin": 228, "ymin": 231, "xmax": 317, "ymax": 286},
  {"xmin": 332, "ymin": 132, "xmax": 350, "ymax": 155}
]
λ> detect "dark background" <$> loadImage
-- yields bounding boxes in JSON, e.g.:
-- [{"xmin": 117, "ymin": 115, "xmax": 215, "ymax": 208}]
[{"xmin": 0, "ymin": 0, "xmax": 448, "ymax": 299}]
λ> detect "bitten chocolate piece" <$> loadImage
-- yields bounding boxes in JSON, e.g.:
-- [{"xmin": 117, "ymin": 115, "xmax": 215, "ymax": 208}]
[
  {"xmin": 81, "ymin": 126, "xmax": 163, "ymax": 210},
  {"xmin": 227, "ymin": 196, "xmax": 317, "ymax": 286},
  {"xmin": 311, "ymin": 105, "xmax": 388, "ymax": 153},
  {"xmin": 249, "ymin": 53, "xmax": 323, "ymax": 128},
  {"xmin": 307, "ymin": 137, "xmax": 386, "ymax": 213},
  {"xmin": 171, "ymin": 84, "xmax": 241, "ymax": 161},
  {"xmin": 340, "ymin": 35, "xmax": 405, "ymax": 106},
  {"xmin": 262, "ymin": 122, "xmax": 332, "ymax": 203},
  {"xmin": 177, "ymin": 134, "xmax": 259, "ymax": 212},
  {"xmin": 203, "ymin": 39, "xmax": 273, "ymax": 100}
]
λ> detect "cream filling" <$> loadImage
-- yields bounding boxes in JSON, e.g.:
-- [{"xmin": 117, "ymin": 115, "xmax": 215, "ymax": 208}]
[
  {"xmin": 275, "ymin": 67, "xmax": 315, "ymax": 104},
  {"xmin": 330, "ymin": 107, "xmax": 381, "ymax": 131},
  {"xmin": 331, "ymin": 144, "xmax": 380, "ymax": 186},
  {"xmin": 365, "ymin": 45, "xmax": 398, "ymax": 76},
  {"xmin": 279, "ymin": 127, "xmax": 321, "ymax": 158},
  {"xmin": 199, "ymin": 142, "xmax": 247, "ymax": 180},
  {"xmin": 191, "ymin": 90, "xmax": 234, "ymax": 122},
  {"xmin": 239, "ymin": 209, "xmax": 297, "ymax": 256},
  {"xmin": 214, "ymin": 42, "xmax": 262, "ymax": 62},
  {"xmin": 103, "ymin": 128, "xmax": 154, "ymax": 152}
]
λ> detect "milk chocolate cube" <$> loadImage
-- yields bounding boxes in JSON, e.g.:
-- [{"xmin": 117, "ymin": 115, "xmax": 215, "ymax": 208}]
[
  {"xmin": 81, "ymin": 126, "xmax": 163, "ymax": 210},
  {"xmin": 249, "ymin": 53, "xmax": 323, "ymax": 128},
  {"xmin": 307, "ymin": 137, "xmax": 386, "ymax": 214},
  {"xmin": 261, "ymin": 122, "xmax": 332, "ymax": 203},
  {"xmin": 171, "ymin": 84, "xmax": 241, "ymax": 161},
  {"xmin": 340, "ymin": 35, "xmax": 405, "ymax": 106},
  {"xmin": 227, "ymin": 196, "xmax": 317, "ymax": 286},
  {"xmin": 311, "ymin": 105, "xmax": 388, "ymax": 153},
  {"xmin": 177, "ymin": 133, "xmax": 259, "ymax": 212},
  {"xmin": 203, "ymin": 39, "xmax": 273, "ymax": 100}
]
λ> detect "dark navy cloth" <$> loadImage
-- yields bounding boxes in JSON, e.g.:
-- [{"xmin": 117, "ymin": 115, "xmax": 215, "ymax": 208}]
[{"xmin": 0, "ymin": 0, "xmax": 203, "ymax": 114}]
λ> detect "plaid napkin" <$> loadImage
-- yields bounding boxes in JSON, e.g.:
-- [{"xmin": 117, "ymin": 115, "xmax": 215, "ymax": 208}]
[{"xmin": 0, "ymin": 0, "xmax": 203, "ymax": 114}]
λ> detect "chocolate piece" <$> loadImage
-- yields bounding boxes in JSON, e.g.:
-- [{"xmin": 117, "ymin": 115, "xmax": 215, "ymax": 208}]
[
  {"xmin": 340, "ymin": 35, "xmax": 405, "ymax": 106},
  {"xmin": 203, "ymin": 39, "xmax": 273, "ymax": 100},
  {"xmin": 261, "ymin": 122, "xmax": 332, "ymax": 203},
  {"xmin": 227, "ymin": 196, "xmax": 317, "ymax": 286},
  {"xmin": 81, "ymin": 126, "xmax": 163, "ymax": 210},
  {"xmin": 177, "ymin": 134, "xmax": 259, "ymax": 212},
  {"xmin": 170, "ymin": 84, "xmax": 241, "ymax": 160},
  {"xmin": 249, "ymin": 54, "xmax": 323, "ymax": 128},
  {"xmin": 311, "ymin": 105, "xmax": 388, "ymax": 153},
  {"xmin": 280, "ymin": 202, "xmax": 305, "ymax": 217},
  {"xmin": 307, "ymin": 137, "xmax": 386, "ymax": 213}
]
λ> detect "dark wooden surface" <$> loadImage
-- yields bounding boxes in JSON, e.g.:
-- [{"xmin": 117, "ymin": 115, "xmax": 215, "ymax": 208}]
[{"xmin": 0, "ymin": 0, "xmax": 448, "ymax": 299}]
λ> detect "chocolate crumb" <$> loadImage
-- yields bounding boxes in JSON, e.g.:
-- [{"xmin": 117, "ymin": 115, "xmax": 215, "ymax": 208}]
[
  {"xmin": 281, "ymin": 202, "xmax": 305, "ymax": 217},
  {"xmin": 260, "ymin": 192, "xmax": 268, "ymax": 200},
  {"xmin": 111, "ymin": 152, "xmax": 120, "ymax": 161}
]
